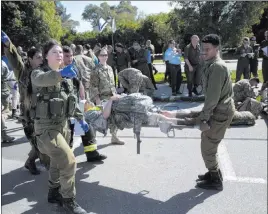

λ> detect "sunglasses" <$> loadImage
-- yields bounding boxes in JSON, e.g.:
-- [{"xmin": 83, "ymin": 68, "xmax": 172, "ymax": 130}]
[{"xmin": 99, "ymin": 54, "xmax": 108, "ymax": 57}]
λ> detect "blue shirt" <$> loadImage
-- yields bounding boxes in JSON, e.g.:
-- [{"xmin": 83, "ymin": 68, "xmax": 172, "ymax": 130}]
[
  {"xmin": 164, "ymin": 48, "xmax": 181, "ymax": 65},
  {"xmin": 1, "ymin": 56, "xmax": 13, "ymax": 71}
]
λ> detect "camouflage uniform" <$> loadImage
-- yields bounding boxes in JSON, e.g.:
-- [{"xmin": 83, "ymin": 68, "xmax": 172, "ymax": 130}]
[
  {"xmin": 1, "ymin": 61, "xmax": 10, "ymax": 110},
  {"xmin": 89, "ymin": 64, "xmax": 123, "ymax": 144},
  {"xmin": 118, "ymin": 68, "xmax": 155, "ymax": 96},
  {"xmin": 74, "ymin": 54, "xmax": 95, "ymax": 99},
  {"xmin": 4, "ymin": 42, "xmax": 50, "ymax": 171},
  {"xmin": 233, "ymin": 79, "xmax": 256, "ymax": 103}
]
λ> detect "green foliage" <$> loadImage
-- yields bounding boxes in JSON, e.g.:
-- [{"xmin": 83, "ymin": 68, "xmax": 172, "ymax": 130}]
[
  {"xmin": 170, "ymin": 1, "xmax": 265, "ymax": 46},
  {"xmin": 1, "ymin": 1, "xmax": 63, "ymax": 49},
  {"xmin": 82, "ymin": 1, "xmax": 138, "ymax": 30}
]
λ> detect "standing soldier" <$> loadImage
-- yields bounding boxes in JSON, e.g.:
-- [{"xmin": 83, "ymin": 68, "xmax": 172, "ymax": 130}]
[
  {"xmin": 118, "ymin": 68, "xmax": 155, "ymax": 97},
  {"xmin": 115, "ymin": 43, "xmax": 131, "ymax": 88},
  {"xmin": 107, "ymin": 45, "xmax": 117, "ymax": 87},
  {"xmin": 129, "ymin": 41, "xmax": 151, "ymax": 78},
  {"xmin": 196, "ymin": 34, "xmax": 235, "ymax": 191},
  {"xmin": 89, "ymin": 48, "xmax": 125, "ymax": 145},
  {"xmin": 2, "ymin": 31, "xmax": 50, "ymax": 174},
  {"xmin": 260, "ymin": 30, "xmax": 268, "ymax": 83},
  {"xmin": 164, "ymin": 39, "xmax": 182, "ymax": 95},
  {"xmin": 249, "ymin": 36, "xmax": 260, "ymax": 78},
  {"xmin": 184, "ymin": 35, "xmax": 201, "ymax": 97},
  {"xmin": 73, "ymin": 45, "xmax": 95, "ymax": 99},
  {"xmin": 62, "ymin": 46, "xmax": 107, "ymax": 162},
  {"xmin": 31, "ymin": 39, "xmax": 89, "ymax": 213},
  {"xmin": 235, "ymin": 37, "xmax": 253, "ymax": 82},
  {"xmin": 1, "ymin": 60, "xmax": 15, "ymax": 143}
]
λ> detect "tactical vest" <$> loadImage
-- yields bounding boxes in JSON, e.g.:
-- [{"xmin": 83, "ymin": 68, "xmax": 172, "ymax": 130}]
[{"xmin": 30, "ymin": 68, "xmax": 77, "ymax": 121}]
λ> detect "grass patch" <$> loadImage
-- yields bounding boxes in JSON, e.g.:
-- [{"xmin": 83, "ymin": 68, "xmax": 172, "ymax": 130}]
[{"xmin": 154, "ymin": 70, "xmax": 263, "ymax": 84}]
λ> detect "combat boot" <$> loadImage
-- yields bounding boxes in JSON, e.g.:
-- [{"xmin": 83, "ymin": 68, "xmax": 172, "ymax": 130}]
[
  {"xmin": 48, "ymin": 187, "xmax": 62, "ymax": 205},
  {"xmin": 62, "ymin": 198, "xmax": 88, "ymax": 214},
  {"xmin": 11, "ymin": 109, "xmax": 18, "ymax": 119},
  {"xmin": 24, "ymin": 158, "xmax": 40, "ymax": 175},
  {"xmin": 86, "ymin": 150, "xmax": 107, "ymax": 162},
  {"xmin": 2, "ymin": 131, "xmax": 15, "ymax": 143},
  {"xmin": 197, "ymin": 171, "xmax": 211, "ymax": 181},
  {"xmin": 192, "ymin": 87, "xmax": 199, "ymax": 96},
  {"xmin": 111, "ymin": 135, "xmax": 125, "ymax": 145},
  {"xmin": 196, "ymin": 170, "xmax": 223, "ymax": 191}
]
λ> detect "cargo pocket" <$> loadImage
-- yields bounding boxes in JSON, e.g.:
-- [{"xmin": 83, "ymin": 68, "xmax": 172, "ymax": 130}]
[
  {"xmin": 35, "ymin": 101, "xmax": 49, "ymax": 119},
  {"xmin": 49, "ymin": 98, "xmax": 64, "ymax": 118}
]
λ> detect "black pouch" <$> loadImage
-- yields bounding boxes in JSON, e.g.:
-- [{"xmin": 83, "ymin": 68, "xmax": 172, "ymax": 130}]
[
  {"xmin": 67, "ymin": 94, "xmax": 76, "ymax": 116},
  {"xmin": 49, "ymin": 98, "xmax": 64, "ymax": 117}
]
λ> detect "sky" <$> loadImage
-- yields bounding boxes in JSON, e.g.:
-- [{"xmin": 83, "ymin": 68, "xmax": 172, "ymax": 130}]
[{"xmin": 61, "ymin": 1, "xmax": 174, "ymax": 32}]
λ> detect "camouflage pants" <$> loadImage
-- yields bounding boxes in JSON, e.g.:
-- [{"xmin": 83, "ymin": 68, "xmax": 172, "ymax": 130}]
[{"xmin": 236, "ymin": 97, "xmax": 263, "ymax": 118}]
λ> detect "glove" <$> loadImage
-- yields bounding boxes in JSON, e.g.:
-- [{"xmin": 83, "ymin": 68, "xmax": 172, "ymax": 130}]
[
  {"xmin": 13, "ymin": 82, "xmax": 18, "ymax": 90},
  {"xmin": 79, "ymin": 120, "xmax": 89, "ymax": 132},
  {"xmin": 199, "ymin": 121, "xmax": 210, "ymax": 132},
  {"xmin": 60, "ymin": 64, "xmax": 77, "ymax": 78},
  {"xmin": 1, "ymin": 31, "xmax": 9, "ymax": 44}
]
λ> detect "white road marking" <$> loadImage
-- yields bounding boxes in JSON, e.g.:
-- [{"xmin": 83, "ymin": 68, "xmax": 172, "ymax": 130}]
[{"xmin": 218, "ymin": 141, "xmax": 267, "ymax": 184}]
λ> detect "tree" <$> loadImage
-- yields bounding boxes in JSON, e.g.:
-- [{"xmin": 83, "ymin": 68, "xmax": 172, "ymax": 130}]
[
  {"xmin": 1, "ymin": 1, "xmax": 49, "ymax": 48},
  {"xmin": 82, "ymin": 1, "xmax": 139, "ymax": 31},
  {"xmin": 170, "ymin": 1, "xmax": 265, "ymax": 46},
  {"xmin": 55, "ymin": 1, "xmax": 80, "ymax": 31}
]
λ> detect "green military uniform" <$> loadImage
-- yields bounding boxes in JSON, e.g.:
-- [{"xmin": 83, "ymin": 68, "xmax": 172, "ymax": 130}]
[
  {"xmin": 233, "ymin": 79, "xmax": 256, "ymax": 104},
  {"xmin": 184, "ymin": 43, "xmax": 201, "ymax": 95},
  {"xmin": 4, "ymin": 42, "xmax": 50, "ymax": 172},
  {"xmin": 118, "ymin": 68, "xmax": 155, "ymax": 97},
  {"xmin": 115, "ymin": 51, "xmax": 130, "ymax": 72},
  {"xmin": 199, "ymin": 56, "xmax": 235, "ymax": 173},
  {"xmin": 260, "ymin": 39, "xmax": 268, "ymax": 83},
  {"xmin": 235, "ymin": 45, "xmax": 253, "ymax": 82},
  {"xmin": 250, "ymin": 44, "xmax": 260, "ymax": 78},
  {"xmin": 89, "ymin": 64, "xmax": 124, "ymax": 144},
  {"xmin": 128, "ymin": 48, "xmax": 150, "ymax": 78},
  {"xmin": 31, "ymin": 65, "xmax": 84, "ymax": 199},
  {"xmin": 74, "ymin": 54, "xmax": 95, "ymax": 99}
]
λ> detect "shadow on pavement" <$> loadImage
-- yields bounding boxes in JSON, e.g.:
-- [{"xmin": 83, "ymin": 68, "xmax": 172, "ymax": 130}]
[
  {"xmin": 2, "ymin": 161, "xmax": 219, "ymax": 214},
  {"xmin": 1, "ymin": 136, "xmax": 29, "ymax": 148}
]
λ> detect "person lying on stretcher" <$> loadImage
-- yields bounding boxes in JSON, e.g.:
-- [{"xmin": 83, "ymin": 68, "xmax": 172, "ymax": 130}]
[{"xmin": 83, "ymin": 94, "xmax": 257, "ymax": 136}]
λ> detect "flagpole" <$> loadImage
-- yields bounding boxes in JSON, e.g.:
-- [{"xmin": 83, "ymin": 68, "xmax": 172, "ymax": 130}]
[{"xmin": 112, "ymin": 31, "xmax": 114, "ymax": 50}]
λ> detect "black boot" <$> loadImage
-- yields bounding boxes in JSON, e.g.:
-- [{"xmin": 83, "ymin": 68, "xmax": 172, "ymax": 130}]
[
  {"xmin": 62, "ymin": 198, "xmax": 88, "ymax": 214},
  {"xmin": 11, "ymin": 109, "xmax": 19, "ymax": 119},
  {"xmin": 197, "ymin": 171, "xmax": 211, "ymax": 181},
  {"xmin": 192, "ymin": 87, "xmax": 199, "ymax": 96},
  {"xmin": 196, "ymin": 170, "xmax": 223, "ymax": 191},
  {"xmin": 2, "ymin": 131, "xmax": 15, "ymax": 143},
  {"xmin": 48, "ymin": 187, "xmax": 62, "ymax": 205},
  {"xmin": 188, "ymin": 91, "xmax": 193, "ymax": 97},
  {"xmin": 24, "ymin": 158, "xmax": 40, "ymax": 175},
  {"xmin": 86, "ymin": 150, "xmax": 107, "ymax": 162}
]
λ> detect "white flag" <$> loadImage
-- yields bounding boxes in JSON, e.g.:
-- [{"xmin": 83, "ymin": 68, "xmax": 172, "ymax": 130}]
[
  {"xmin": 98, "ymin": 17, "xmax": 108, "ymax": 32},
  {"xmin": 112, "ymin": 18, "xmax": 116, "ymax": 33}
]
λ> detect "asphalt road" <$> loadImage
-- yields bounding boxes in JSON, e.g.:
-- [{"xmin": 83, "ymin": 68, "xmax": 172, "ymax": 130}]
[
  {"xmin": 2, "ymin": 100, "xmax": 267, "ymax": 214},
  {"xmin": 153, "ymin": 60, "xmax": 263, "ymax": 73}
]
